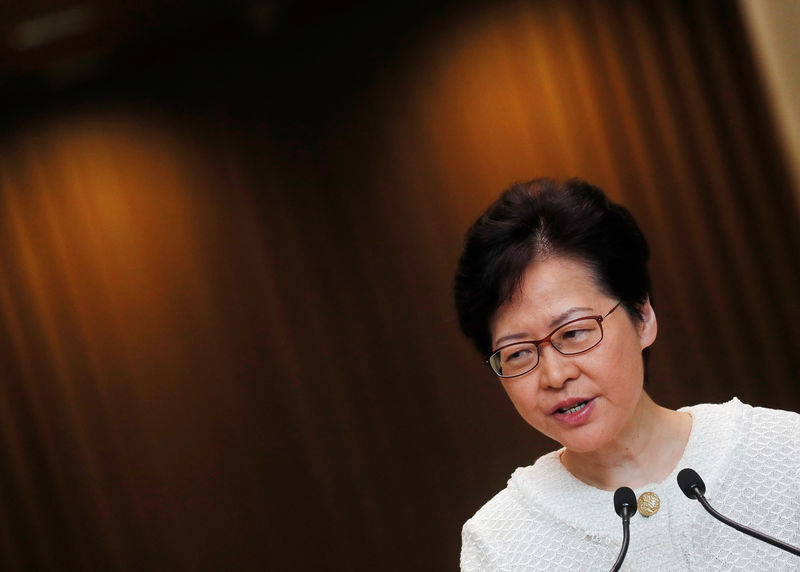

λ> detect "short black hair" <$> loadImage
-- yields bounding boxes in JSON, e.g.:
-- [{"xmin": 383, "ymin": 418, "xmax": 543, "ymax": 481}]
[{"xmin": 454, "ymin": 178, "xmax": 651, "ymax": 356}]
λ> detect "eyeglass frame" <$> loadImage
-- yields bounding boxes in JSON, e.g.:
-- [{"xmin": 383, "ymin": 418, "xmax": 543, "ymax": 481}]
[{"xmin": 485, "ymin": 301, "xmax": 623, "ymax": 378}]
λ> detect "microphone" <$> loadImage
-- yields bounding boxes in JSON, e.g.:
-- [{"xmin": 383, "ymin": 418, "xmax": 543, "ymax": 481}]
[
  {"xmin": 610, "ymin": 486, "xmax": 636, "ymax": 572},
  {"xmin": 677, "ymin": 468, "xmax": 800, "ymax": 557}
]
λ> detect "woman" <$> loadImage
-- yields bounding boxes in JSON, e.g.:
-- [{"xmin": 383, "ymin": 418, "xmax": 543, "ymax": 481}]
[{"xmin": 455, "ymin": 179, "xmax": 800, "ymax": 570}]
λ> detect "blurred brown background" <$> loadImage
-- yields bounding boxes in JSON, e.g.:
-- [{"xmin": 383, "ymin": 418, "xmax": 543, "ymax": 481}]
[{"xmin": 1, "ymin": 0, "xmax": 799, "ymax": 570}]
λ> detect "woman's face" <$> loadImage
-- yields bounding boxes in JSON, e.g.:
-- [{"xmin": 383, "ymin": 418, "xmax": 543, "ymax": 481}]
[{"xmin": 489, "ymin": 256, "xmax": 657, "ymax": 454}]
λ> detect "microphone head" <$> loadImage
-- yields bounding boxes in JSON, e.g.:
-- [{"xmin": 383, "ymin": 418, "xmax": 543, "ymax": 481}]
[
  {"xmin": 613, "ymin": 486, "xmax": 637, "ymax": 517},
  {"xmin": 677, "ymin": 468, "xmax": 706, "ymax": 498}
]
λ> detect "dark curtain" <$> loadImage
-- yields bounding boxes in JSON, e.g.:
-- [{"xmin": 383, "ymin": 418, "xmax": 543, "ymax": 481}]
[{"xmin": 0, "ymin": 0, "xmax": 798, "ymax": 570}]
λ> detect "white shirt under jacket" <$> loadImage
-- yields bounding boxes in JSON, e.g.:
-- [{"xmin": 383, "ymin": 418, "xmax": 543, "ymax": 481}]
[{"xmin": 460, "ymin": 398, "xmax": 800, "ymax": 571}]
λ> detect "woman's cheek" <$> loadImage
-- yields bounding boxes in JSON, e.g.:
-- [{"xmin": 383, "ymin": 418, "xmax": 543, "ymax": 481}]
[
  {"xmin": 513, "ymin": 387, "xmax": 548, "ymax": 430},
  {"xmin": 503, "ymin": 383, "xmax": 538, "ymax": 421}
]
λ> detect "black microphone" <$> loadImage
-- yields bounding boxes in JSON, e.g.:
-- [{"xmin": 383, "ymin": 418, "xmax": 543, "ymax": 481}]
[
  {"xmin": 677, "ymin": 468, "xmax": 800, "ymax": 557},
  {"xmin": 610, "ymin": 486, "xmax": 636, "ymax": 572}
]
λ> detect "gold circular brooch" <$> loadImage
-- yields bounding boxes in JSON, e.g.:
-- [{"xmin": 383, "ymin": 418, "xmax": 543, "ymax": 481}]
[{"xmin": 637, "ymin": 491, "xmax": 661, "ymax": 517}]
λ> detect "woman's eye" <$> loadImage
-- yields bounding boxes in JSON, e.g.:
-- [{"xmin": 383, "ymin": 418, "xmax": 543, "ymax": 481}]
[
  {"xmin": 562, "ymin": 328, "xmax": 588, "ymax": 340},
  {"xmin": 504, "ymin": 348, "xmax": 533, "ymax": 363}
]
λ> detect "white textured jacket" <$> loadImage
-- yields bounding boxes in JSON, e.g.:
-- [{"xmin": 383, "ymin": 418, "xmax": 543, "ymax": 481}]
[{"xmin": 461, "ymin": 399, "xmax": 800, "ymax": 571}]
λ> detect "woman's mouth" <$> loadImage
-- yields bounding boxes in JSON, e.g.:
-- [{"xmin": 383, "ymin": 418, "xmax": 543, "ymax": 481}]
[
  {"xmin": 557, "ymin": 401, "xmax": 590, "ymax": 414},
  {"xmin": 551, "ymin": 398, "xmax": 596, "ymax": 426}
]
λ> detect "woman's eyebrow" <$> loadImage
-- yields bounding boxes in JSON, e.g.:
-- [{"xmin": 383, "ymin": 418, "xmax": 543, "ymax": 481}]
[
  {"xmin": 493, "ymin": 332, "xmax": 529, "ymax": 347},
  {"xmin": 494, "ymin": 306, "xmax": 595, "ymax": 348},
  {"xmin": 548, "ymin": 306, "xmax": 593, "ymax": 329}
]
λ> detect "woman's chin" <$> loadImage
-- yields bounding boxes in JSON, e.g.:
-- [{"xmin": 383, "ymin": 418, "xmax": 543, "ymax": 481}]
[
  {"xmin": 556, "ymin": 429, "xmax": 613, "ymax": 455},
  {"xmin": 562, "ymin": 442, "xmax": 602, "ymax": 454}
]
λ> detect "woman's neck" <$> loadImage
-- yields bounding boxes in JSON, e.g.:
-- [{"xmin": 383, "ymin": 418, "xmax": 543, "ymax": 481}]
[{"xmin": 559, "ymin": 393, "xmax": 693, "ymax": 491}]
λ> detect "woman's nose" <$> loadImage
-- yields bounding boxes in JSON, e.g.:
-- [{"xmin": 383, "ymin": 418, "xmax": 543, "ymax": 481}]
[{"xmin": 536, "ymin": 344, "xmax": 578, "ymax": 389}]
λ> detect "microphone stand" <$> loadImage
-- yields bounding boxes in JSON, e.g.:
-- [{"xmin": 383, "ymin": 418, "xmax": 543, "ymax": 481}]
[
  {"xmin": 610, "ymin": 505, "xmax": 631, "ymax": 572},
  {"xmin": 610, "ymin": 487, "xmax": 636, "ymax": 572},
  {"xmin": 678, "ymin": 468, "xmax": 800, "ymax": 558},
  {"xmin": 690, "ymin": 487, "xmax": 800, "ymax": 557}
]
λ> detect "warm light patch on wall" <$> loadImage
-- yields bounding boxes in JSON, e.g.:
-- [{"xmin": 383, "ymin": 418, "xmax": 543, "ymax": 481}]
[
  {"xmin": 0, "ymin": 115, "xmax": 214, "ymax": 374},
  {"xmin": 0, "ymin": 111, "xmax": 235, "ymax": 569},
  {"xmin": 389, "ymin": 1, "xmax": 622, "ymax": 224}
]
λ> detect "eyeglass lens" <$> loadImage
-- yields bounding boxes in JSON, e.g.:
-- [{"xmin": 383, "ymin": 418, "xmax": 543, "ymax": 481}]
[{"xmin": 489, "ymin": 317, "xmax": 603, "ymax": 377}]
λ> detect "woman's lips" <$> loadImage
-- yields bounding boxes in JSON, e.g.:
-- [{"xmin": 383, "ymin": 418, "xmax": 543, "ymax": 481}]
[{"xmin": 551, "ymin": 397, "xmax": 596, "ymax": 426}]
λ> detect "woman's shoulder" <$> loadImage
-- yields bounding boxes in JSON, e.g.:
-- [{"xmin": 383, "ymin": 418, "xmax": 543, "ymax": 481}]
[
  {"xmin": 738, "ymin": 399, "xmax": 800, "ymax": 457},
  {"xmin": 681, "ymin": 397, "xmax": 799, "ymax": 482},
  {"xmin": 461, "ymin": 449, "xmax": 619, "ymax": 562},
  {"xmin": 462, "ymin": 449, "xmax": 572, "ymax": 546},
  {"xmin": 683, "ymin": 398, "xmax": 800, "ymax": 549},
  {"xmin": 681, "ymin": 396, "xmax": 800, "ymax": 439},
  {"xmin": 461, "ymin": 450, "xmax": 621, "ymax": 571},
  {"xmin": 463, "ymin": 450, "xmax": 562, "ymax": 529}
]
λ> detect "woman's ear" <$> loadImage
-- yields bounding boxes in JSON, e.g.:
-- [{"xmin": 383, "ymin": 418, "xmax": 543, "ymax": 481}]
[{"xmin": 637, "ymin": 296, "xmax": 657, "ymax": 350}]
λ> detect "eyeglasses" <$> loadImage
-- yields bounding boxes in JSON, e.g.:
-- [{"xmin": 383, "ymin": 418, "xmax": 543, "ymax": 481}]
[{"xmin": 486, "ymin": 301, "xmax": 622, "ymax": 378}]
